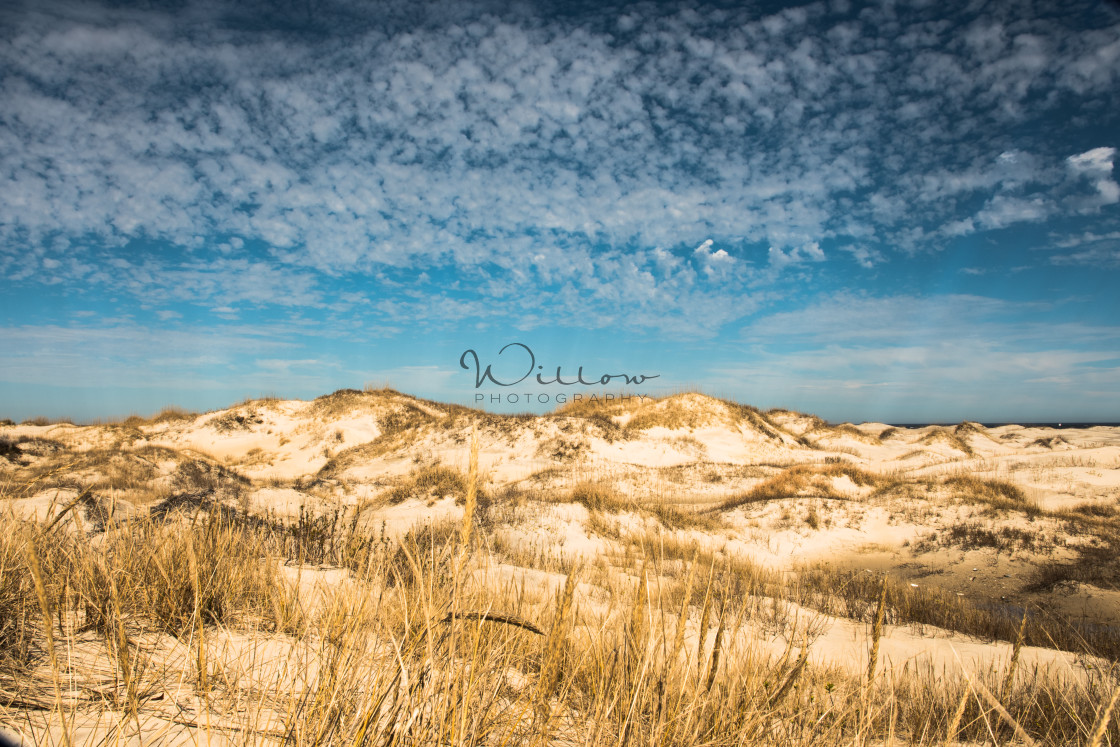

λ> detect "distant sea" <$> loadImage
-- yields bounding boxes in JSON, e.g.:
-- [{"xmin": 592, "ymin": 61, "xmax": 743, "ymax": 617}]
[{"xmin": 885, "ymin": 423, "xmax": 1120, "ymax": 429}]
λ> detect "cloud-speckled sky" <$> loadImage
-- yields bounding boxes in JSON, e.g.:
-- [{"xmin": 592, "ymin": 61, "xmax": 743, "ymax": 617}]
[{"xmin": 2, "ymin": 0, "xmax": 1119, "ymax": 423}]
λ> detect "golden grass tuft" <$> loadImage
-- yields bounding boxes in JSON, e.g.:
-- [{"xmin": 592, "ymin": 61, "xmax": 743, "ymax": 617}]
[
  {"xmin": 919, "ymin": 426, "xmax": 975, "ymax": 455},
  {"xmin": 721, "ymin": 463, "xmax": 885, "ymax": 509},
  {"xmin": 568, "ymin": 480, "xmax": 634, "ymax": 513},
  {"xmin": 944, "ymin": 474, "xmax": 1040, "ymax": 515},
  {"xmin": 386, "ymin": 463, "xmax": 473, "ymax": 505}
]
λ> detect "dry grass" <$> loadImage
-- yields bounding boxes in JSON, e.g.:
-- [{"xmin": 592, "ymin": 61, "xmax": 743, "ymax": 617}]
[
  {"xmin": 913, "ymin": 521, "xmax": 1046, "ymax": 553},
  {"xmin": 1065, "ymin": 500, "xmax": 1119, "ymax": 519},
  {"xmin": 5, "ymin": 393, "xmax": 1120, "ymax": 744},
  {"xmin": 721, "ymin": 463, "xmax": 885, "ymax": 510},
  {"xmin": 1032, "ymin": 435, "xmax": 1072, "ymax": 449},
  {"xmin": 118, "ymin": 406, "xmax": 200, "ymax": 427},
  {"xmin": 1029, "ymin": 523, "xmax": 1120, "ymax": 597},
  {"xmin": 0, "ymin": 440, "xmax": 196, "ymax": 509},
  {"xmin": 1, "ymin": 500, "xmax": 1118, "ymax": 745},
  {"xmin": 919, "ymin": 427, "xmax": 975, "ymax": 456},
  {"xmin": 555, "ymin": 391, "xmax": 794, "ymax": 444},
  {"xmin": 317, "ymin": 402, "xmax": 439, "ymax": 474},
  {"xmin": 385, "ymin": 464, "xmax": 473, "ymax": 505},
  {"xmin": 559, "ymin": 481, "xmax": 724, "ymax": 533},
  {"xmin": 567, "ymin": 481, "xmax": 634, "ymax": 513},
  {"xmin": 828, "ymin": 423, "xmax": 882, "ymax": 444},
  {"xmin": 944, "ymin": 475, "xmax": 1040, "ymax": 515}
]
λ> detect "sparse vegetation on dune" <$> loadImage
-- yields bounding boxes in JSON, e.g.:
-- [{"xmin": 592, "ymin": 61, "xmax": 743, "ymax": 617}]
[
  {"xmin": 146, "ymin": 405, "xmax": 200, "ymax": 424},
  {"xmin": 3, "ymin": 390, "xmax": 1120, "ymax": 744},
  {"xmin": 545, "ymin": 481, "xmax": 725, "ymax": 533},
  {"xmin": 1026, "ymin": 507, "xmax": 1120, "ymax": 596},
  {"xmin": 954, "ymin": 421, "xmax": 994, "ymax": 440},
  {"xmin": 825, "ymin": 423, "xmax": 883, "ymax": 444},
  {"xmin": 915, "ymin": 520, "xmax": 1044, "ymax": 553},
  {"xmin": 2, "ymin": 501, "xmax": 1116, "ymax": 745},
  {"xmin": 119, "ymin": 405, "xmax": 200, "ymax": 427},
  {"xmin": 555, "ymin": 391, "xmax": 796, "ymax": 444},
  {"xmin": 385, "ymin": 464, "xmax": 474, "ymax": 505},
  {"xmin": 721, "ymin": 463, "xmax": 885, "ymax": 510},
  {"xmin": 919, "ymin": 426, "xmax": 976, "ymax": 455},
  {"xmin": 792, "ymin": 564, "xmax": 1120, "ymax": 663},
  {"xmin": 1033, "ymin": 435, "xmax": 1072, "ymax": 449},
  {"xmin": 765, "ymin": 408, "xmax": 828, "ymax": 431},
  {"xmin": 944, "ymin": 474, "xmax": 1040, "ymax": 515}
]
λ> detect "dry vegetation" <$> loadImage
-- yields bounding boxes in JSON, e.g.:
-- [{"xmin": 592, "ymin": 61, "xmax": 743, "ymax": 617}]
[
  {"xmin": 721, "ymin": 463, "xmax": 885, "ymax": 509},
  {"xmin": 2, "ymin": 391, "xmax": 1120, "ymax": 744},
  {"xmin": 919, "ymin": 427, "xmax": 976, "ymax": 456},
  {"xmin": 2, "ymin": 495, "xmax": 1118, "ymax": 744}
]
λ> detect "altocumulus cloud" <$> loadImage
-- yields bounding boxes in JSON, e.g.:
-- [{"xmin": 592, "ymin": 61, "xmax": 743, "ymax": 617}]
[{"xmin": 0, "ymin": 0, "xmax": 1118, "ymax": 338}]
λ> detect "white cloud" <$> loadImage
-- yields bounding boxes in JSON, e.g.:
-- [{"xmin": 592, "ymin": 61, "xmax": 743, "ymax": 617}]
[
  {"xmin": 1068, "ymin": 147, "xmax": 1117, "ymax": 175},
  {"xmin": 0, "ymin": 0, "xmax": 1118, "ymax": 333},
  {"xmin": 0, "ymin": 321, "xmax": 297, "ymax": 388},
  {"xmin": 975, "ymin": 195, "xmax": 1050, "ymax": 230},
  {"xmin": 840, "ymin": 245, "xmax": 884, "ymax": 268},
  {"xmin": 727, "ymin": 292, "xmax": 1120, "ymax": 420},
  {"xmin": 801, "ymin": 241, "xmax": 824, "ymax": 261},
  {"xmin": 1050, "ymin": 229, "xmax": 1120, "ymax": 267},
  {"xmin": 1067, "ymin": 147, "xmax": 1119, "ymax": 205},
  {"xmin": 768, "ymin": 241, "xmax": 826, "ymax": 271},
  {"xmin": 739, "ymin": 293, "xmax": 1079, "ymax": 346}
]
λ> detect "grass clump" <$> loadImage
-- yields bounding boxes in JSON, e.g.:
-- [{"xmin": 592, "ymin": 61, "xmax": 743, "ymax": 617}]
[
  {"xmin": 561, "ymin": 481, "xmax": 724, "ymax": 532},
  {"xmin": 648, "ymin": 499, "xmax": 726, "ymax": 532},
  {"xmin": 384, "ymin": 519, "xmax": 459, "ymax": 588},
  {"xmin": 721, "ymin": 463, "xmax": 884, "ymax": 510},
  {"xmin": 149, "ymin": 406, "xmax": 198, "ymax": 424},
  {"xmin": 119, "ymin": 517, "xmax": 285, "ymax": 635},
  {"xmin": 915, "ymin": 521, "xmax": 1043, "ymax": 552},
  {"xmin": 793, "ymin": 565, "xmax": 1120, "ymax": 662},
  {"xmin": 0, "ymin": 435, "xmax": 21, "ymax": 461},
  {"xmin": 206, "ymin": 408, "xmax": 264, "ymax": 433},
  {"xmin": 1032, "ymin": 435, "xmax": 1071, "ymax": 449},
  {"xmin": 920, "ymin": 427, "xmax": 975, "ymax": 455},
  {"xmin": 945, "ymin": 475, "xmax": 1039, "ymax": 515},
  {"xmin": 1066, "ymin": 501, "xmax": 1118, "ymax": 519},
  {"xmin": 625, "ymin": 399, "xmax": 713, "ymax": 432},
  {"xmin": 386, "ymin": 464, "xmax": 471, "ymax": 504},
  {"xmin": 0, "ymin": 528, "xmax": 36, "ymax": 669},
  {"xmin": 828, "ymin": 423, "xmax": 882, "ymax": 444},
  {"xmin": 1029, "ymin": 515, "xmax": 1120, "ymax": 597},
  {"xmin": 569, "ymin": 481, "xmax": 633, "ymax": 513},
  {"xmin": 0, "ymin": 511, "xmax": 296, "ymax": 648}
]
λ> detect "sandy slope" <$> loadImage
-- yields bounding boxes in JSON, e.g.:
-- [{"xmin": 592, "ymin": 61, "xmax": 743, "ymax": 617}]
[{"xmin": 3, "ymin": 388, "xmax": 1118, "ymax": 684}]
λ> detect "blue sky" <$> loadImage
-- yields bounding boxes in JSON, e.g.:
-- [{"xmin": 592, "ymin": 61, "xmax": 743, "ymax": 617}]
[{"xmin": 1, "ymin": 0, "xmax": 1119, "ymax": 424}]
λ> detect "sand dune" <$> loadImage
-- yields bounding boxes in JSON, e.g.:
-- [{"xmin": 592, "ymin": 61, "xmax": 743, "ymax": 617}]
[{"xmin": 2, "ymin": 389, "xmax": 1118, "ymax": 744}]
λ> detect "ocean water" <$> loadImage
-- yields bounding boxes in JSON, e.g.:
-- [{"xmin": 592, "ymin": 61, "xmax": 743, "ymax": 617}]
[{"xmin": 885, "ymin": 423, "xmax": 1120, "ymax": 429}]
